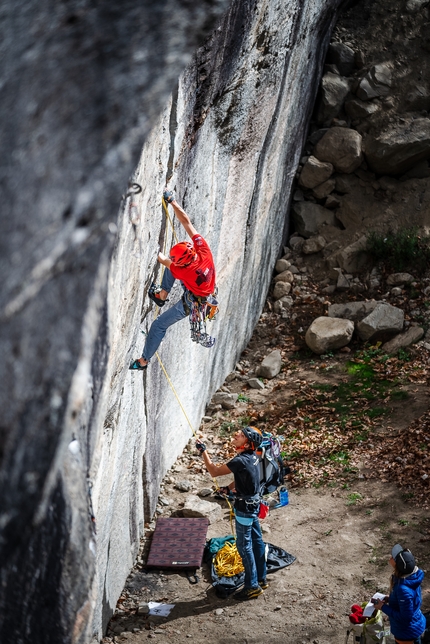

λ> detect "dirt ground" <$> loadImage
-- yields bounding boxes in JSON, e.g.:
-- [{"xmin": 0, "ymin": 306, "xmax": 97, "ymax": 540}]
[
  {"xmin": 104, "ymin": 294, "xmax": 430, "ymax": 644},
  {"xmin": 104, "ymin": 477, "xmax": 430, "ymax": 644}
]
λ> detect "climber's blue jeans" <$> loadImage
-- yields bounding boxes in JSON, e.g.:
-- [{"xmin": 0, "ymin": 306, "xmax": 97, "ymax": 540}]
[
  {"xmin": 235, "ymin": 510, "xmax": 266, "ymax": 590},
  {"xmin": 142, "ymin": 269, "xmax": 192, "ymax": 361}
]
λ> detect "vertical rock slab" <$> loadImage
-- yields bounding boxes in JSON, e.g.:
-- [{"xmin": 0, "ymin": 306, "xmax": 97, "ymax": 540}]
[{"xmin": 0, "ymin": 2, "xmax": 231, "ymax": 643}]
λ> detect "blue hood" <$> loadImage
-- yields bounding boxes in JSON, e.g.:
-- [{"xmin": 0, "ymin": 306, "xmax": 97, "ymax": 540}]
[{"xmin": 402, "ymin": 568, "xmax": 425, "ymax": 590}]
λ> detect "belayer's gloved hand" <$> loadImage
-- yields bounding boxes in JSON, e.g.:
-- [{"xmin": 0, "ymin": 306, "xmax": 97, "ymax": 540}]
[
  {"xmin": 196, "ymin": 440, "xmax": 207, "ymax": 454},
  {"xmin": 163, "ymin": 190, "xmax": 174, "ymax": 204}
]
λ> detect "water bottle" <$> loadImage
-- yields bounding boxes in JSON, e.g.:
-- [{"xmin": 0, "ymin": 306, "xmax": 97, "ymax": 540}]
[{"xmin": 274, "ymin": 486, "xmax": 289, "ymax": 508}]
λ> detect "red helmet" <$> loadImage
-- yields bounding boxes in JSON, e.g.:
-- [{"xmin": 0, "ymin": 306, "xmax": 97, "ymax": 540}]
[{"xmin": 169, "ymin": 242, "xmax": 197, "ymax": 267}]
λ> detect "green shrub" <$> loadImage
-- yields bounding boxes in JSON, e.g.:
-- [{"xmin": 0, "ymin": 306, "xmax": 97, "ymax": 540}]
[{"xmin": 366, "ymin": 227, "xmax": 430, "ymax": 272}]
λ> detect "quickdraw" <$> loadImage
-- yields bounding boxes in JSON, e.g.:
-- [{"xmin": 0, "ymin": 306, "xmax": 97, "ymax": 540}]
[{"xmin": 184, "ymin": 290, "xmax": 218, "ymax": 348}]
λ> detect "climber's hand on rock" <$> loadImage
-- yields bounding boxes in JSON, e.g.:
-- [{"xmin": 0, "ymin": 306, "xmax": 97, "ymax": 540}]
[{"xmin": 196, "ymin": 440, "xmax": 207, "ymax": 454}]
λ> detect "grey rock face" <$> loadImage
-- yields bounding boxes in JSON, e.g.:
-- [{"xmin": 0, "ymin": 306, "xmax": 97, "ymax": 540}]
[
  {"xmin": 364, "ymin": 118, "xmax": 430, "ymax": 175},
  {"xmin": 382, "ymin": 327, "xmax": 424, "ymax": 353},
  {"xmin": 317, "ymin": 73, "xmax": 351, "ymax": 124},
  {"xmin": 292, "ymin": 202, "xmax": 337, "ymax": 238},
  {"xmin": 305, "ymin": 317, "xmax": 354, "ymax": 354},
  {"xmin": 327, "ymin": 43, "xmax": 355, "ymax": 77},
  {"xmin": 356, "ymin": 303, "xmax": 404, "ymax": 341},
  {"xmin": 314, "ymin": 127, "xmax": 363, "ymax": 173},
  {"xmin": 0, "ymin": 0, "xmax": 346, "ymax": 641},
  {"xmin": 299, "ymin": 155, "xmax": 334, "ymax": 189},
  {"xmin": 256, "ymin": 350, "xmax": 282, "ymax": 379}
]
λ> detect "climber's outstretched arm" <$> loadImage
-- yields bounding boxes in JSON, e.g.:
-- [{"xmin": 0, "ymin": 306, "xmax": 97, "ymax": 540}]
[
  {"xmin": 170, "ymin": 199, "xmax": 198, "ymax": 239},
  {"xmin": 158, "ymin": 251, "xmax": 172, "ymax": 270}
]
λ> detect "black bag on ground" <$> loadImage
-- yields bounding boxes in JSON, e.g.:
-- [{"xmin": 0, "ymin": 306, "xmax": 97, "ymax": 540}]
[{"xmin": 206, "ymin": 540, "xmax": 296, "ymax": 598}]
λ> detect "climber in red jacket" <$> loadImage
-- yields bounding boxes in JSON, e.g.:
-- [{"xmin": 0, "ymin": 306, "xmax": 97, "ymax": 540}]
[{"xmin": 129, "ymin": 192, "xmax": 216, "ymax": 370}]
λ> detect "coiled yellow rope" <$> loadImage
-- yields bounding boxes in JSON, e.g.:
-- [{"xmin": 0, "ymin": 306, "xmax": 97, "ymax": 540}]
[{"xmin": 214, "ymin": 541, "xmax": 244, "ymax": 577}]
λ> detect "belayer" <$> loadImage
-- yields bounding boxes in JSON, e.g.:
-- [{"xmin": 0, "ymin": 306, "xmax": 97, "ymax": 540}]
[
  {"xmin": 129, "ymin": 191, "xmax": 216, "ymax": 371},
  {"xmin": 196, "ymin": 426, "xmax": 268, "ymax": 601}
]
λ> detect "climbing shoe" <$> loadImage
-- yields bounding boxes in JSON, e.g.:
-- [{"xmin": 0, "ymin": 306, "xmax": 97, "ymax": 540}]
[
  {"xmin": 148, "ymin": 282, "xmax": 168, "ymax": 308},
  {"xmin": 233, "ymin": 586, "xmax": 264, "ymax": 601},
  {"xmin": 258, "ymin": 579, "xmax": 269, "ymax": 590},
  {"xmin": 163, "ymin": 190, "xmax": 174, "ymax": 204},
  {"xmin": 129, "ymin": 359, "xmax": 147, "ymax": 371}
]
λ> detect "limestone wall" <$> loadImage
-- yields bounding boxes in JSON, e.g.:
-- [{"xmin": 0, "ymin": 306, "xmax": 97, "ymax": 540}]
[{"xmin": 0, "ymin": 0, "xmax": 345, "ymax": 642}]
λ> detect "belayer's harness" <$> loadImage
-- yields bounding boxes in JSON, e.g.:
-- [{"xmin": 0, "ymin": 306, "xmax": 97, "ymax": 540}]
[{"xmin": 182, "ymin": 288, "xmax": 218, "ymax": 348}]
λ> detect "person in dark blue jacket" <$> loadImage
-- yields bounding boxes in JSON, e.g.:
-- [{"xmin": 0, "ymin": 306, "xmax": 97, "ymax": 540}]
[{"xmin": 373, "ymin": 544, "xmax": 426, "ymax": 644}]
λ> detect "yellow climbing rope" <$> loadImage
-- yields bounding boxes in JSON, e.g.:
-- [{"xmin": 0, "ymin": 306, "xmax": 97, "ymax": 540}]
[{"xmin": 214, "ymin": 541, "xmax": 244, "ymax": 577}]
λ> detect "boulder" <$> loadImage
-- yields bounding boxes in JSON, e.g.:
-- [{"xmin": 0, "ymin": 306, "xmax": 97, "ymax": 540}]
[
  {"xmin": 312, "ymin": 178, "xmax": 336, "ymax": 200},
  {"xmin": 328, "ymin": 300, "xmax": 378, "ymax": 321},
  {"xmin": 308, "ymin": 128, "xmax": 329, "ymax": 146},
  {"xmin": 289, "ymin": 235, "xmax": 305, "ymax": 252},
  {"xmin": 400, "ymin": 160, "xmax": 430, "ymax": 181},
  {"xmin": 325, "ymin": 194, "xmax": 341, "ymax": 209},
  {"xmin": 256, "ymin": 350, "xmax": 282, "ymax": 379},
  {"xmin": 302, "ymin": 235, "xmax": 326, "ymax": 255},
  {"xmin": 291, "ymin": 201, "xmax": 337, "ymax": 238},
  {"xmin": 382, "ymin": 327, "xmax": 424, "ymax": 353},
  {"xmin": 336, "ymin": 272, "xmax": 351, "ymax": 291},
  {"xmin": 273, "ymin": 296, "xmax": 294, "ymax": 315},
  {"xmin": 334, "ymin": 173, "xmax": 360, "ymax": 193},
  {"xmin": 406, "ymin": 0, "xmax": 429, "ymax": 12},
  {"xmin": 326, "ymin": 43, "xmax": 355, "ymax": 77},
  {"xmin": 356, "ymin": 303, "xmax": 404, "ymax": 342},
  {"xmin": 247, "ymin": 377, "xmax": 265, "ymax": 390},
  {"xmin": 211, "ymin": 392, "xmax": 238, "ymax": 409},
  {"xmin": 273, "ymin": 281, "xmax": 292, "ymax": 300},
  {"xmin": 305, "ymin": 317, "xmax": 354, "ymax": 354},
  {"xmin": 345, "ymin": 98, "xmax": 379, "ymax": 120},
  {"xmin": 183, "ymin": 495, "xmax": 223, "ymax": 524},
  {"xmin": 275, "ymin": 258, "xmax": 291, "ymax": 273},
  {"xmin": 336, "ymin": 236, "xmax": 369, "ymax": 272},
  {"xmin": 317, "ymin": 73, "xmax": 351, "ymax": 124},
  {"xmin": 356, "ymin": 63, "xmax": 392, "ymax": 101},
  {"xmin": 175, "ymin": 480, "xmax": 192, "ymax": 492},
  {"xmin": 404, "ymin": 85, "xmax": 430, "ymax": 112},
  {"xmin": 274, "ymin": 270, "xmax": 294, "ymax": 284},
  {"xmin": 314, "ymin": 127, "xmax": 363, "ymax": 173},
  {"xmin": 299, "ymin": 155, "xmax": 334, "ymax": 189},
  {"xmin": 386, "ymin": 273, "xmax": 415, "ymax": 286},
  {"xmin": 364, "ymin": 118, "xmax": 430, "ymax": 175}
]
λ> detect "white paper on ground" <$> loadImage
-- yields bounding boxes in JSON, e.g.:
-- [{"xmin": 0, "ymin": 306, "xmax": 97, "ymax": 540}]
[
  {"xmin": 147, "ymin": 602, "xmax": 175, "ymax": 617},
  {"xmin": 363, "ymin": 592, "xmax": 386, "ymax": 617}
]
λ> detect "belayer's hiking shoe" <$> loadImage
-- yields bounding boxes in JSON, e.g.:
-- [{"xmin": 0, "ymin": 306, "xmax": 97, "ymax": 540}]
[
  {"xmin": 129, "ymin": 359, "xmax": 147, "ymax": 371},
  {"xmin": 258, "ymin": 579, "xmax": 269, "ymax": 590},
  {"xmin": 233, "ymin": 586, "xmax": 264, "ymax": 601},
  {"xmin": 148, "ymin": 283, "xmax": 168, "ymax": 308}
]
